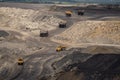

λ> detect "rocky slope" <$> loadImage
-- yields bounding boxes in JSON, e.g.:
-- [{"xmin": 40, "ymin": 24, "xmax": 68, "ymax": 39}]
[{"xmin": 52, "ymin": 21, "xmax": 120, "ymax": 45}]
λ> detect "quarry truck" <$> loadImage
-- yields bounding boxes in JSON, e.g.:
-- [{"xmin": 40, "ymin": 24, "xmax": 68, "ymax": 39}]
[
  {"xmin": 40, "ymin": 30, "xmax": 49, "ymax": 37},
  {"xmin": 59, "ymin": 21, "xmax": 67, "ymax": 28},
  {"xmin": 77, "ymin": 10, "xmax": 84, "ymax": 16},
  {"xmin": 65, "ymin": 11, "xmax": 72, "ymax": 17},
  {"xmin": 18, "ymin": 58, "xmax": 24, "ymax": 65},
  {"xmin": 56, "ymin": 46, "xmax": 66, "ymax": 52}
]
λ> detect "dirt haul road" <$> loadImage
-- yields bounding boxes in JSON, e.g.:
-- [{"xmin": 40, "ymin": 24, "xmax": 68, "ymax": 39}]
[{"xmin": 0, "ymin": 2, "xmax": 120, "ymax": 80}]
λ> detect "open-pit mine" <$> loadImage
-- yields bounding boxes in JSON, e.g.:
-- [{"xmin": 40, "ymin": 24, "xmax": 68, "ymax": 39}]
[{"xmin": 0, "ymin": 2, "xmax": 120, "ymax": 80}]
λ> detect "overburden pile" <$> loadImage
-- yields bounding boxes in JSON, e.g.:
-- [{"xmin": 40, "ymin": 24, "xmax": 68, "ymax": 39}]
[
  {"xmin": 51, "ymin": 52, "xmax": 120, "ymax": 80},
  {"xmin": 52, "ymin": 21, "xmax": 120, "ymax": 45}
]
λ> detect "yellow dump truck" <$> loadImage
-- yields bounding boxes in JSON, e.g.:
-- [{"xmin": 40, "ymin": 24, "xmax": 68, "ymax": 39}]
[
  {"xmin": 56, "ymin": 46, "xmax": 66, "ymax": 52},
  {"xmin": 65, "ymin": 11, "xmax": 72, "ymax": 17},
  {"xmin": 18, "ymin": 58, "xmax": 24, "ymax": 65}
]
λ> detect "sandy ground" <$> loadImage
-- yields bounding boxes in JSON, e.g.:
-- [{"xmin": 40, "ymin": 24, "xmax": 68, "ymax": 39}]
[
  {"xmin": 0, "ymin": 5, "xmax": 65, "ymax": 55},
  {"xmin": 0, "ymin": 7, "xmax": 64, "ymax": 34},
  {"xmin": 0, "ymin": 3, "xmax": 67, "ymax": 80},
  {"xmin": 52, "ymin": 21, "xmax": 120, "ymax": 46},
  {"xmin": 0, "ymin": 2, "xmax": 120, "ymax": 80}
]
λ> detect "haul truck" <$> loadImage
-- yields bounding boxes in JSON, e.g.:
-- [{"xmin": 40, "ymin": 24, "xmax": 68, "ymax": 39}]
[
  {"xmin": 59, "ymin": 21, "xmax": 67, "ymax": 28},
  {"xmin": 18, "ymin": 58, "xmax": 24, "ymax": 65},
  {"xmin": 77, "ymin": 10, "xmax": 84, "ymax": 16},
  {"xmin": 56, "ymin": 46, "xmax": 66, "ymax": 52},
  {"xmin": 65, "ymin": 11, "xmax": 72, "ymax": 17}
]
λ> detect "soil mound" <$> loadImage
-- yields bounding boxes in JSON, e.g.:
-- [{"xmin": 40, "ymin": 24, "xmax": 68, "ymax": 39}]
[{"xmin": 52, "ymin": 21, "xmax": 120, "ymax": 45}]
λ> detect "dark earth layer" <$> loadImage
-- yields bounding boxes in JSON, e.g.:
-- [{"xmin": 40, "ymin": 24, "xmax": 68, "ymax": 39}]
[
  {"xmin": 0, "ymin": 30, "xmax": 9, "ymax": 37},
  {"xmin": 48, "ymin": 53, "xmax": 120, "ymax": 80}
]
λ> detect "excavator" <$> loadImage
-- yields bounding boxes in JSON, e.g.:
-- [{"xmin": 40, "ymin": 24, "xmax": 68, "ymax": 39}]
[
  {"xmin": 18, "ymin": 58, "xmax": 24, "ymax": 65},
  {"xmin": 56, "ymin": 46, "xmax": 66, "ymax": 52},
  {"xmin": 65, "ymin": 11, "xmax": 72, "ymax": 17}
]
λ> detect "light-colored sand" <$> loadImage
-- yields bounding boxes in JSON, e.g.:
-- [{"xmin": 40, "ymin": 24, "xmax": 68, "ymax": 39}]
[
  {"xmin": 0, "ymin": 7, "xmax": 63, "ymax": 32},
  {"xmin": 0, "ymin": 7, "xmax": 65, "ymax": 55},
  {"xmin": 52, "ymin": 21, "xmax": 120, "ymax": 46}
]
